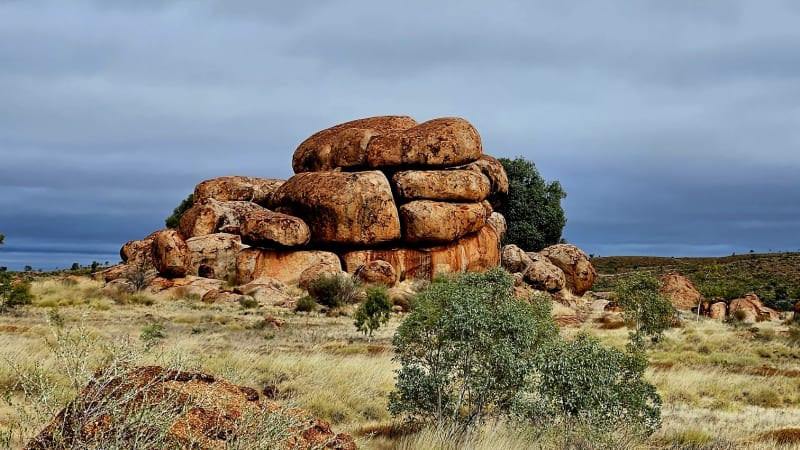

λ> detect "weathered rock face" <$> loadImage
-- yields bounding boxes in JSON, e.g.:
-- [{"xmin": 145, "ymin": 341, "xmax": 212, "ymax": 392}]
[
  {"xmin": 194, "ymin": 176, "xmax": 284, "ymax": 205},
  {"xmin": 366, "ymin": 117, "xmax": 482, "ymax": 168},
  {"xmin": 354, "ymin": 260, "xmax": 398, "ymax": 286},
  {"xmin": 400, "ymin": 200, "xmax": 487, "ymax": 244},
  {"xmin": 25, "ymin": 366, "xmax": 356, "ymax": 450},
  {"xmin": 729, "ymin": 293, "xmax": 779, "ymax": 322},
  {"xmin": 274, "ymin": 171, "xmax": 401, "ymax": 246},
  {"xmin": 236, "ymin": 248, "xmax": 342, "ymax": 286},
  {"xmin": 659, "ymin": 272, "xmax": 702, "ymax": 311},
  {"xmin": 487, "ymin": 212, "xmax": 507, "ymax": 240},
  {"xmin": 186, "ymin": 233, "xmax": 245, "ymax": 281},
  {"xmin": 178, "ymin": 199, "xmax": 263, "ymax": 239},
  {"xmin": 292, "ymin": 115, "xmax": 418, "ymax": 173},
  {"xmin": 501, "ymin": 244, "xmax": 532, "ymax": 274},
  {"xmin": 298, "ymin": 262, "xmax": 348, "ymax": 291},
  {"xmin": 120, "ymin": 231, "xmax": 158, "ymax": 267},
  {"xmin": 239, "ymin": 209, "xmax": 310, "ymax": 247},
  {"xmin": 459, "ymin": 155, "xmax": 509, "ymax": 207},
  {"xmin": 392, "ymin": 170, "xmax": 490, "ymax": 202},
  {"xmin": 152, "ymin": 229, "xmax": 190, "ymax": 278},
  {"xmin": 524, "ymin": 252, "xmax": 566, "ymax": 292},
  {"xmin": 710, "ymin": 301, "xmax": 727, "ymax": 319},
  {"xmin": 144, "ymin": 275, "xmax": 224, "ymax": 300},
  {"xmin": 540, "ymin": 244, "xmax": 596, "ymax": 295}
]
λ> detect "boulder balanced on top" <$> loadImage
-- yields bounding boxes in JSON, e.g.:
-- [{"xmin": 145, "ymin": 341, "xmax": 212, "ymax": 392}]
[{"xmin": 104, "ymin": 116, "xmax": 509, "ymax": 292}]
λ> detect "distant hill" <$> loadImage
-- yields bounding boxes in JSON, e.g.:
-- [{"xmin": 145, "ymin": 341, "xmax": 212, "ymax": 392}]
[{"xmin": 591, "ymin": 252, "xmax": 800, "ymax": 311}]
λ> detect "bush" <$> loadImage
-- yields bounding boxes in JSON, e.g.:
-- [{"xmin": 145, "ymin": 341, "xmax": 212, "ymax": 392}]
[
  {"xmin": 354, "ymin": 286, "xmax": 392, "ymax": 340},
  {"xmin": 614, "ymin": 272, "xmax": 674, "ymax": 343},
  {"xmin": 294, "ymin": 296, "xmax": 317, "ymax": 313},
  {"xmin": 307, "ymin": 274, "xmax": 360, "ymax": 308},
  {"xmin": 239, "ymin": 297, "xmax": 259, "ymax": 309},
  {"xmin": 389, "ymin": 267, "xmax": 557, "ymax": 431},
  {"xmin": 0, "ymin": 271, "xmax": 33, "ymax": 312},
  {"xmin": 165, "ymin": 193, "xmax": 194, "ymax": 229},
  {"xmin": 496, "ymin": 157, "xmax": 567, "ymax": 251}
]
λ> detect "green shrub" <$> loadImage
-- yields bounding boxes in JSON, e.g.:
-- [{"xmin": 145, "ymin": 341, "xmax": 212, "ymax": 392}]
[
  {"xmin": 354, "ymin": 286, "xmax": 392, "ymax": 340},
  {"xmin": 614, "ymin": 272, "xmax": 674, "ymax": 344},
  {"xmin": 295, "ymin": 296, "xmax": 317, "ymax": 313},
  {"xmin": 238, "ymin": 297, "xmax": 259, "ymax": 309},
  {"xmin": 165, "ymin": 193, "xmax": 194, "ymax": 229},
  {"xmin": 0, "ymin": 272, "xmax": 33, "ymax": 312},
  {"xmin": 307, "ymin": 274, "xmax": 360, "ymax": 308},
  {"xmin": 389, "ymin": 267, "xmax": 557, "ymax": 431},
  {"xmin": 140, "ymin": 323, "xmax": 165, "ymax": 348}
]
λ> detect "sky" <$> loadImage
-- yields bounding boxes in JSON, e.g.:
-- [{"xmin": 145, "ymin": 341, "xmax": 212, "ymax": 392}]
[{"xmin": 1, "ymin": 0, "xmax": 799, "ymax": 270}]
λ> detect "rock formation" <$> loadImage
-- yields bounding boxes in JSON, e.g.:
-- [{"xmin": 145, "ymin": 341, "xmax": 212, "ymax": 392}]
[
  {"xmin": 539, "ymin": 244, "xmax": 596, "ymax": 296},
  {"xmin": 659, "ymin": 272, "xmax": 703, "ymax": 311},
  {"xmin": 729, "ymin": 293, "xmax": 780, "ymax": 323},
  {"xmin": 26, "ymin": 366, "xmax": 355, "ymax": 450}
]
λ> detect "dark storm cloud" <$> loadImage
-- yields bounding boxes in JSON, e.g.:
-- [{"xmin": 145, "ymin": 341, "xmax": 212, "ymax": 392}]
[{"xmin": 1, "ymin": 0, "xmax": 799, "ymax": 269}]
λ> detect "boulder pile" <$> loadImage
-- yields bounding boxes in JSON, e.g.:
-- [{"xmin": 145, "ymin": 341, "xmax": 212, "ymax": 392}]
[
  {"xmin": 100, "ymin": 116, "xmax": 510, "ymax": 297},
  {"xmin": 500, "ymin": 243, "xmax": 596, "ymax": 296}
]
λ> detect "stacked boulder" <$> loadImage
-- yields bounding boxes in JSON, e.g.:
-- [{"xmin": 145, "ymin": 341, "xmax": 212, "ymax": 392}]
[
  {"xmin": 102, "ymin": 116, "xmax": 508, "ymax": 296},
  {"xmin": 500, "ymin": 243, "xmax": 596, "ymax": 296}
]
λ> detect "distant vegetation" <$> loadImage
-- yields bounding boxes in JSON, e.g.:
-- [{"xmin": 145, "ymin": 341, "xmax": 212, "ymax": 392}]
[
  {"xmin": 592, "ymin": 252, "xmax": 800, "ymax": 310},
  {"xmin": 497, "ymin": 157, "xmax": 567, "ymax": 251}
]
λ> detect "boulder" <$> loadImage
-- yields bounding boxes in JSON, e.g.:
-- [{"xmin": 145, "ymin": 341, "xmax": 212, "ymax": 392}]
[
  {"xmin": 201, "ymin": 289, "xmax": 244, "ymax": 304},
  {"xmin": 342, "ymin": 225, "xmax": 500, "ymax": 281},
  {"xmin": 298, "ymin": 262, "xmax": 348, "ymax": 291},
  {"xmin": 391, "ymin": 170, "xmax": 490, "ymax": 202},
  {"xmin": 501, "ymin": 244, "xmax": 532, "ymax": 274},
  {"xmin": 239, "ymin": 209, "xmax": 311, "ymax": 247},
  {"xmin": 273, "ymin": 171, "xmax": 401, "ymax": 246},
  {"xmin": 193, "ymin": 176, "xmax": 284, "ymax": 205},
  {"xmin": 25, "ymin": 366, "xmax": 356, "ymax": 450},
  {"xmin": 487, "ymin": 212, "xmax": 507, "ymax": 240},
  {"xmin": 236, "ymin": 248, "xmax": 341, "ymax": 286},
  {"xmin": 399, "ymin": 200, "xmax": 486, "ymax": 244},
  {"xmin": 292, "ymin": 115, "xmax": 418, "ymax": 173},
  {"xmin": 93, "ymin": 264, "xmax": 129, "ymax": 283},
  {"xmin": 235, "ymin": 278, "xmax": 293, "ymax": 306},
  {"xmin": 710, "ymin": 301, "xmax": 727, "ymax": 319},
  {"xmin": 152, "ymin": 229, "xmax": 190, "ymax": 278},
  {"xmin": 540, "ymin": 244, "xmax": 596, "ymax": 295},
  {"xmin": 366, "ymin": 117, "xmax": 482, "ymax": 168},
  {"xmin": 729, "ymin": 293, "xmax": 780, "ymax": 322},
  {"xmin": 354, "ymin": 260, "xmax": 398, "ymax": 286},
  {"xmin": 144, "ymin": 275, "xmax": 224, "ymax": 300},
  {"xmin": 120, "ymin": 231, "xmax": 158, "ymax": 267},
  {"xmin": 185, "ymin": 233, "xmax": 246, "ymax": 281},
  {"xmin": 523, "ymin": 252, "xmax": 566, "ymax": 292},
  {"xmin": 458, "ymin": 155, "xmax": 509, "ymax": 207},
  {"xmin": 659, "ymin": 272, "xmax": 702, "ymax": 311},
  {"xmin": 177, "ymin": 199, "xmax": 263, "ymax": 239}
]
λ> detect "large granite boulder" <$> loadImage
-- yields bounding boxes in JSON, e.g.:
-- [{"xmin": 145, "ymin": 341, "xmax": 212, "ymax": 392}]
[
  {"xmin": 292, "ymin": 115, "xmax": 418, "ymax": 173},
  {"xmin": 177, "ymin": 199, "xmax": 263, "ymax": 239},
  {"xmin": 186, "ymin": 233, "xmax": 245, "ymax": 280},
  {"xmin": 239, "ymin": 209, "xmax": 311, "ymax": 247},
  {"xmin": 236, "ymin": 248, "xmax": 342, "ymax": 286},
  {"xmin": 273, "ymin": 171, "xmax": 401, "ymax": 246},
  {"xmin": 399, "ymin": 200, "xmax": 487, "ymax": 244},
  {"xmin": 366, "ymin": 117, "xmax": 482, "ymax": 168},
  {"xmin": 152, "ymin": 229, "xmax": 190, "ymax": 278},
  {"xmin": 540, "ymin": 244, "xmax": 596, "ymax": 295},
  {"xmin": 194, "ymin": 176, "xmax": 284, "ymax": 205},
  {"xmin": 458, "ymin": 155, "xmax": 509, "ymax": 207},
  {"xmin": 729, "ymin": 293, "xmax": 780, "ymax": 323},
  {"xmin": 501, "ymin": 245, "xmax": 564, "ymax": 292},
  {"xmin": 25, "ymin": 366, "xmax": 356, "ymax": 450},
  {"xmin": 659, "ymin": 272, "xmax": 703, "ymax": 311},
  {"xmin": 392, "ymin": 170, "xmax": 490, "ymax": 202}
]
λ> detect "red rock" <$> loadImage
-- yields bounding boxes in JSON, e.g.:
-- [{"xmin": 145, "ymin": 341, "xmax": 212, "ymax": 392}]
[
  {"xmin": 194, "ymin": 176, "xmax": 284, "ymax": 205},
  {"xmin": 354, "ymin": 260, "xmax": 398, "ymax": 286},
  {"xmin": 540, "ymin": 244, "xmax": 596, "ymax": 296},
  {"xmin": 177, "ymin": 199, "xmax": 263, "ymax": 239},
  {"xmin": 523, "ymin": 252, "xmax": 566, "ymax": 292},
  {"xmin": 152, "ymin": 229, "xmax": 190, "ymax": 278},
  {"xmin": 729, "ymin": 293, "xmax": 779, "ymax": 322},
  {"xmin": 487, "ymin": 212, "xmax": 507, "ymax": 240},
  {"xmin": 236, "ymin": 248, "xmax": 342, "ymax": 286},
  {"xmin": 659, "ymin": 272, "xmax": 703, "ymax": 311},
  {"xmin": 391, "ymin": 170, "xmax": 490, "ymax": 202},
  {"xmin": 292, "ymin": 115, "xmax": 417, "ymax": 173},
  {"xmin": 366, "ymin": 117, "xmax": 482, "ymax": 168},
  {"xmin": 458, "ymin": 155, "xmax": 509, "ymax": 207},
  {"xmin": 185, "ymin": 233, "xmax": 245, "ymax": 281},
  {"xmin": 239, "ymin": 209, "xmax": 310, "ymax": 247},
  {"xmin": 273, "ymin": 171, "xmax": 401, "ymax": 246},
  {"xmin": 399, "ymin": 200, "xmax": 486, "ymax": 244},
  {"xmin": 710, "ymin": 301, "xmax": 727, "ymax": 319},
  {"xmin": 298, "ymin": 262, "xmax": 348, "ymax": 291}
]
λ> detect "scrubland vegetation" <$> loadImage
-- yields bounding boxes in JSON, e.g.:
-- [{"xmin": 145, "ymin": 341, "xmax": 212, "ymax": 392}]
[{"xmin": 1, "ymin": 272, "xmax": 800, "ymax": 449}]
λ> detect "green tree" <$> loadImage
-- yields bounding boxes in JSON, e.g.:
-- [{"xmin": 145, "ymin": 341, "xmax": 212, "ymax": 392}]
[
  {"xmin": 497, "ymin": 157, "xmax": 567, "ymax": 251},
  {"xmin": 165, "ymin": 193, "xmax": 194, "ymax": 229},
  {"xmin": 614, "ymin": 272, "xmax": 674, "ymax": 343},
  {"xmin": 388, "ymin": 267, "xmax": 557, "ymax": 430},
  {"xmin": 354, "ymin": 286, "xmax": 392, "ymax": 340}
]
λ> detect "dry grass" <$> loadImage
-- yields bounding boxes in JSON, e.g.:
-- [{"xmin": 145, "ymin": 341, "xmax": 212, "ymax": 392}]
[{"xmin": 3, "ymin": 277, "xmax": 800, "ymax": 449}]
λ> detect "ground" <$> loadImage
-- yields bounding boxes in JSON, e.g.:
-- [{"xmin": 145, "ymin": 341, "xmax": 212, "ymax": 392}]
[{"xmin": 1, "ymin": 277, "xmax": 800, "ymax": 449}]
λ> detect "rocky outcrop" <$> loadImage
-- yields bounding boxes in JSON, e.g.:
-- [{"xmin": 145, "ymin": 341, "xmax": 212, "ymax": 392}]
[
  {"xmin": 459, "ymin": 155, "xmax": 509, "ymax": 207},
  {"xmin": 400, "ymin": 201, "xmax": 487, "ymax": 244},
  {"xmin": 274, "ymin": 171, "xmax": 401, "ymax": 246},
  {"xmin": 186, "ymin": 233, "xmax": 245, "ymax": 280},
  {"xmin": 25, "ymin": 366, "xmax": 355, "ymax": 450},
  {"xmin": 710, "ymin": 301, "xmax": 727, "ymax": 319},
  {"xmin": 487, "ymin": 212, "xmax": 507, "ymax": 240},
  {"xmin": 540, "ymin": 244, "xmax": 596, "ymax": 295},
  {"xmin": 178, "ymin": 199, "xmax": 263, "ymax": 239},
  {"xmin": 152, "ymin": 229, "xmax": 190, "ymax": 278},
  {"xmin": 237, "ymin": 249, "xmax": 341, "ymax": 286},
  {"xmin": 354, "ymin": 260, "xmax": 398, "ymax": 286},
  {"xmin": 239, "ymin": 209, "xmax": 311, "ymax": 247},
  {"xmin": 659, "ymin": 272, "xmax": 702, "ymax": 311},
  {"xmin": 366, "ymin": 117, "xmax": 482, "ymax": 168},
  {"xmin": 500, "ymin": 245, "xmax": 565, "ymax": 293},
  {"xmin": 194, "ymin": 176, "xmax": 284, "ymax": 205},
  {"xmin": 392, "ymin": 170, "xmax": 490, "ymax": 202},
  {"xmin": 729, "ymin": 293, "xmax": 780, "ymax": 323}
]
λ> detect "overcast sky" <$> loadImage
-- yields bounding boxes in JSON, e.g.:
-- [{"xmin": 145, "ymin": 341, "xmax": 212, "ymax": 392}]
[{"xmin": 1, "ymin": 0, "xmax": 799, "ymax": 270}]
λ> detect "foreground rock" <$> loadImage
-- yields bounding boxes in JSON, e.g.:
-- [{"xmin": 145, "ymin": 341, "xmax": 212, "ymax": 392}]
[
  {"xmin": 186, "ymin": 233, "xmax": 246, "ymax": 280},
  {"xmin": 237, "ymin": 249, "xmax": 342, "ymax": 286},
  {"xmin": 152, "ymin": 229, "xmax": 190, "ymax": 278},
  {"xmin": 26, "ymin": 366, "xmax": 355, "ymax": 450},
  {"xmin": 659, "ymin": 272, "xmax": 702, "ymax": 311},
  {"xmin": 540, "ymin": 244, "xmax": 596, "ymax": 296}
]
